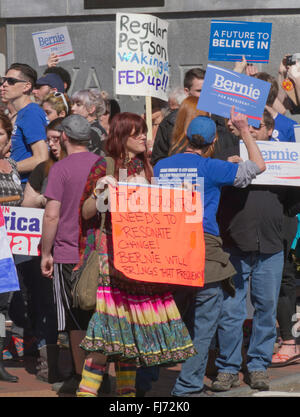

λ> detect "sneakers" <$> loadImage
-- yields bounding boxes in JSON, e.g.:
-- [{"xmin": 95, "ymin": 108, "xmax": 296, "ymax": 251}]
[
  {"xmin": 2, "ymin": 349, "xmax": 13, "ymax": 361},
  {"xmin": 211, "ymin": 372, "xmax": 240, "ymax": 392},
  {"xmin": 57, "ymin": 332, "xmax": 70, "ymax": 349},
  {"xmin": 246, "ymin": 370, "xmax": 269, "ymax": 391},
  {"xmin": 172, "ymin": 389, "xmax": 215, "ymax": 397},
  {"xmin": 183, "ymin": 390, "xmax": 215, "ymax": 397}
]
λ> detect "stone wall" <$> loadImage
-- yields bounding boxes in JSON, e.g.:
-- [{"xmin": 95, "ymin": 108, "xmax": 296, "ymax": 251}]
[{"xmin": 1, "ymin": 1, "xmax": 300, "ymax": 115}]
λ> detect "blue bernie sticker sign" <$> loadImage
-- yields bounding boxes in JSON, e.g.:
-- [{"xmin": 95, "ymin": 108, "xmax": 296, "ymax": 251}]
[
  {"xmin": 197, "ymin": 64, "xmax": 271, "ymax": 127},
  {"xmin": 208, "ymin": 20, "xmax": 272, "ymax": 63}
]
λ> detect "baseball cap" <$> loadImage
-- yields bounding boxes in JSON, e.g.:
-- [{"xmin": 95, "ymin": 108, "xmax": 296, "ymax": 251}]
[
  {"xmin": 56, "ymin": 114, "xmax": 91, "ymax": 141},
  {"xmin": 35, "ymin": 73, "xmax": 64, "ymax": 93},
  {"xmin": 186, "ymin": 116, "xmax": 216, "ymax": 144}
]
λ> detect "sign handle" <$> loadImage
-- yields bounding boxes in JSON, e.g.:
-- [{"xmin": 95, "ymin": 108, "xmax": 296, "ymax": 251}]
[{"xmin": 145, "ymin": 96, "xmax": 153, "ymax": 151}]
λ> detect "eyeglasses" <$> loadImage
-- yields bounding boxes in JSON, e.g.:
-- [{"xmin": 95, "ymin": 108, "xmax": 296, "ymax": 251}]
[
  {"xmin": 53, "ymin": 92, "xmax": 69, "ymax": 114},
  {"xmin": 129, "ymin": 132, "xmax": 147, "ymax": 140},
  {"xmin": 252, "ymin": 123, "xmax": 266, "ymax": 130},
  {"xmin": 47, "ymin": 136, "xmax": 61, "ymax": 144},
  {"xmin": 0, "ymin": 77, "xmax": 28, "ymax": 86}
]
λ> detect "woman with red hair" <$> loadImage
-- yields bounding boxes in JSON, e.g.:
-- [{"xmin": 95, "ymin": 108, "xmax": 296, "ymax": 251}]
[
  {"xmin": 75, "ymin": 112, "xmax": 196, "ymax": 397},
  {"xmin": 169, "ymin": 96, "xmax": 210, "ymax": 156}
]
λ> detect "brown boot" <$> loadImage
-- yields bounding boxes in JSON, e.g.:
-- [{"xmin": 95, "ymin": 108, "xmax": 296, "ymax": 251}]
[{"xmin": 36, "ymin": 344, "xmax": 62, "ymax": 383}]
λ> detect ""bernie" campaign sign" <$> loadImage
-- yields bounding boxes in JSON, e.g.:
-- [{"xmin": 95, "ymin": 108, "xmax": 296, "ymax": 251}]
[{"xmin": 197, "ymin": 64, "xmax": 271, "ymax": 127}]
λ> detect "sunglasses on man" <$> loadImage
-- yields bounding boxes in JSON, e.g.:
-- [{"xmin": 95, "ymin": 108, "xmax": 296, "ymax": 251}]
[{"xmin": 0, "ymin": 77, "xmax": 28, "ymax": 86}]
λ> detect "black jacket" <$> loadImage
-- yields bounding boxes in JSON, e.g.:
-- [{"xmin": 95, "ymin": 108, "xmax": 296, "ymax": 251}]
[
  {"xmin": 218, "ymin": 183, "xmax": 300, "ymax": 253},
  {"xmin": 151, "ymin": 109, "xmax": 178, "ymax": 166},
  {"xmin": 88, "ymin": 121, "xmax": 107, "ymax": 156},
  {"xmin": 212, "ymin": 115, "xmax": 240, "ymax": 161},
  {"xmin": 217, "ymin": 140, "xmax": 300, "ymax": 253}
]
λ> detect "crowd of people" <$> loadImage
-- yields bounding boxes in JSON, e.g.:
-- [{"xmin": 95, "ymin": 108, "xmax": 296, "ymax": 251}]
[{"xmin": 0, "ymin": 50, "xmax": 300, "ymax": 397}]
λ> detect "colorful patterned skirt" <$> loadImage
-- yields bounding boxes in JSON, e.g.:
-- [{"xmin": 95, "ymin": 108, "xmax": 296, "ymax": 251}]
[{"xmin": 79, "ymin": 233, "xmax": 197, "ymax": 367}]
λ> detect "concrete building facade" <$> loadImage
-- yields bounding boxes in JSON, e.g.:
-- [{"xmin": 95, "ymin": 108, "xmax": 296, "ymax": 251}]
[{"xmin": 0, "ymin": 1, "xmax": 299, "ymax": 114}]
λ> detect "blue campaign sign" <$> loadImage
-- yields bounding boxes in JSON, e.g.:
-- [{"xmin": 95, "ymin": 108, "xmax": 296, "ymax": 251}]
[
  {"xmin": 208, "ymin": 20, "xmax": 272, "ymax": 62},
  {"xmin": 197, "ymin": 64, "xmax": 271, "ymax": 127}
]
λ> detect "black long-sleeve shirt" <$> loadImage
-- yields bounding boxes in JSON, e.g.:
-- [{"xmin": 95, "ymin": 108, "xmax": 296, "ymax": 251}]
[
  {"xmin": 217, "ymin": 139, "xmax": 300, "ymax": 254},
  {"xmin": 218, "ymin": 183, "xmax": 300, "ymax": 253},
  {"xmin": 151, "ymin": 109, "xmax": 178, "ymax": 166}
]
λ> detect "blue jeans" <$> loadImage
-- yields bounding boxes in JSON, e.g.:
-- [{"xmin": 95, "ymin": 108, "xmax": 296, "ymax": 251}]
[
  {"xmin": 172, "ymin": 282, "xmax": 226, "ymax": 396},
  {"xmin": 216, "ymin": 249, "xmax": 283, "ymax": 374}
]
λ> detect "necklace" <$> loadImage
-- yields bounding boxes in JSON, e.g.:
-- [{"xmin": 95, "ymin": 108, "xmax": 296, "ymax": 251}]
[{"xmin": 124, "ymin": 153, "xmax": 132, "ymax": 166}]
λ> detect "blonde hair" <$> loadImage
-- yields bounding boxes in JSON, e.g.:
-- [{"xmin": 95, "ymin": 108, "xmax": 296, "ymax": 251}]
[{"xmin": 42, "ymin": 92, "xmax": 71, "ymax": 117}]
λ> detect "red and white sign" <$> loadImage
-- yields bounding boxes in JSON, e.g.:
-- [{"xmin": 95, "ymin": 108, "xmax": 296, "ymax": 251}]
[
  {"xmin": 32, "ymin": 26, "xmax": 74, "ymax": 66},
  {"xmin": 0, "ymin": 206, "xmax": 44, "ymax": 256},
  {"xmin": 0, "ymin": 209, "xmax": 19, "ymax": 293}
]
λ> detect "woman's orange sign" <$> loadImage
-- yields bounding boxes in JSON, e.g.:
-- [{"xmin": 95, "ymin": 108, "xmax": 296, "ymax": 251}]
[{"xmin": 110, "ymin": 184, "xmax": 205, "ymax": 287}]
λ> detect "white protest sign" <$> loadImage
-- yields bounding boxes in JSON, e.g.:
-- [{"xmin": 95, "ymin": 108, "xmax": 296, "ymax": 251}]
[
  {"xmin": 240, "ymin": 140, "xmax": 300, "ymax": 186},
  {"xmin": 116, "ymin": 13, "xmax": 169, "ymax": 100},
  {"xmin": 0, "ymin": 206, "xmax": 44, "ymax": 256},
  {"xmin": 294, "ymin": 124, "xmax": 300, "ymax": 143},
  {"xmin": 32, "ymin": 26, "xmax": 74, "ymax": 66}
]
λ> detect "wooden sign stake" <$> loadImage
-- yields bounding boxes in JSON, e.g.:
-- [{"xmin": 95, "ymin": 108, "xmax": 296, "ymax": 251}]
[{"xmin": 145, "ymin": 96, "xmax": 153, "ymax": 151}]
